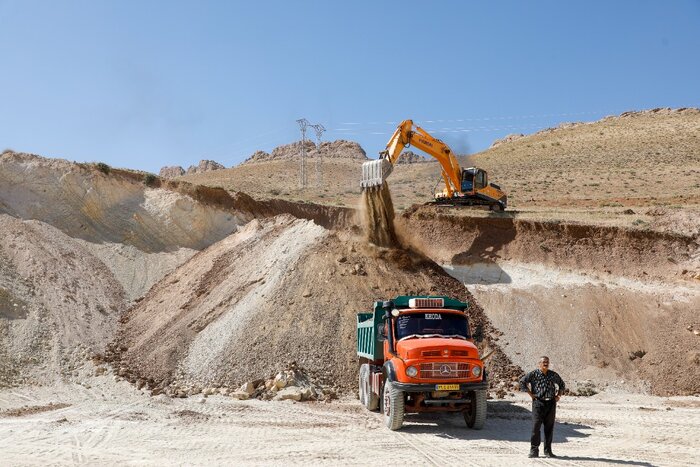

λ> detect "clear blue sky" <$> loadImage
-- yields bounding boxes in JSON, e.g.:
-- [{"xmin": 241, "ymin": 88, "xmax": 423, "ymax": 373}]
[{"xmin": 1, "ymin": 1, "xmax": 699, "ymax": 173}]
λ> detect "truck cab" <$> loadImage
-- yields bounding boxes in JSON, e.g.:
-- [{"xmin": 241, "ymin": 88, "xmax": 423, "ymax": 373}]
[{"xmin": 357, "ymin": 296, "xmax": 488, "ymax": 430}]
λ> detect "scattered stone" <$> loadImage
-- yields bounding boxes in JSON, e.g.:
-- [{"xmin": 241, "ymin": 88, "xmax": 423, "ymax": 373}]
[
  {"xmin": 274, "ymin": 373, "xmax": 288, "ymax": 389},
  {"xmin": 239, "ymin": 382, "xmax": 255, "ymax": 395},
  {"xmin": 273, "ymin": 386, "xmax": 303, "ymax": 401}
]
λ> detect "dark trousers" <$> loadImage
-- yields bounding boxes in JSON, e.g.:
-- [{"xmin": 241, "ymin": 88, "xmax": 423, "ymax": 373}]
[{"xmin": 531, "ymin": 400, "xmax": 556, "ymax": 451}]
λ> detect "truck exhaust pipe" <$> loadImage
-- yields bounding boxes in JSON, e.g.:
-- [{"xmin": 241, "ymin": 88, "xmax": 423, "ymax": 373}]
[{"xmin": 361, "ymin": 158, "xmax": 393, "ymax": 189}]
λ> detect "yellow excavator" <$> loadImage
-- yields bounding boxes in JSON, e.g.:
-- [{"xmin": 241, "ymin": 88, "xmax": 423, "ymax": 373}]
[{"xmin": 361, "ymin": 119, "xmax": 507, "ymax": 211}]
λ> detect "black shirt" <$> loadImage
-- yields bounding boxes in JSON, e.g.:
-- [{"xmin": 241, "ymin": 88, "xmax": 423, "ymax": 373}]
[{"xmin": 520, "ymin": 369, "xmax": 565, "ymax": 400}]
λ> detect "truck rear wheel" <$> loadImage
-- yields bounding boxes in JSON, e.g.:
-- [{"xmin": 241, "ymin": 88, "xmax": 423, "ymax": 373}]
[
  {"xmin": 358, "ymin": 364, "xmax": 378, "ymax": 411},
  {"xmin": 382, "ymin": 380, "xmax": 405, "ymax": 430},
  {"xmin": 463, "ymin": 389, "xmax": 487, "ymax": 429}
]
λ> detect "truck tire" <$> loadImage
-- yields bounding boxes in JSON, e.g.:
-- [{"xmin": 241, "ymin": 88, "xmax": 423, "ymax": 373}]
[
  {"xmin": 463, "ymin": 389, "xmax": 487, "ymax": 429},
  {"xmin": 359, "ymin": 364, "xmax": 378, "ymax": 411},
  {"xmin": 382, "ymin": 379, "xmax": 405, "ymax": 430}
]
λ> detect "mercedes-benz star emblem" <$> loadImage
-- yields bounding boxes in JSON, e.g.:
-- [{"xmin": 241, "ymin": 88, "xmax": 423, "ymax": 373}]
[{"xmin": 439, "ymin": 364, "xmax": 451, "ymax": 376}]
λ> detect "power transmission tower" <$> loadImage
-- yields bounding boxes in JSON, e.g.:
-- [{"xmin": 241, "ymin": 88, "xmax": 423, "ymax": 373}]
[
  {"xmin": 310, "ymin": 123, "xmax": 325, "ymax": 188},
  {"xmin": 296, "ymin": 118, "xmax": 310, "ymax": 188}
]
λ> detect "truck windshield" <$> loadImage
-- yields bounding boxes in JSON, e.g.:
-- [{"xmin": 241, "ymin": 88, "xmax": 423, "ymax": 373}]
[{"xmin": 395, "ymin": 312, "xmax": 470, "ymax": 341}]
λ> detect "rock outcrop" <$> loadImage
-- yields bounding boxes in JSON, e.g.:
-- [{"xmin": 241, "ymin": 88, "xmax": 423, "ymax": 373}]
[
  {"xmin": 242, "ymin": 140, "xmax": 367, "ymax": 164},
  {"xmin": 186, "ymin": 160, "xmax": 226, "ymax": 175},
  {"xmin": 396, "ymin": 150, "xmax": 431, "ymax": 164},
  {"xmin": 159, "ymin": 166, "xmax": 185, "ymax": 179}
]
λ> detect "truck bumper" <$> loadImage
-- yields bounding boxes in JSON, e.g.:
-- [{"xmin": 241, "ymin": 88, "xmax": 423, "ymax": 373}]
[{"xmin": 392, "ymin": 381, "xmax": 488, "ymax": 393}]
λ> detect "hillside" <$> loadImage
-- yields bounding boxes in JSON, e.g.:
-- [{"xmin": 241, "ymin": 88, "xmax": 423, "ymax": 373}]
[{"xmin": 180, "ymin": 108, "xmax": 700, "ymax": 233}]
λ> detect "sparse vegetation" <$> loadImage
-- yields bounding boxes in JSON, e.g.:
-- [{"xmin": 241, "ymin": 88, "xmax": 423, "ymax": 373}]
[
  {"xmin": 96, "ymin": 162, "xmax": 111, "ymax": 175},
  {"xmin": 144, "ymin": 173, "xmax": 157, "ymax": 187}
]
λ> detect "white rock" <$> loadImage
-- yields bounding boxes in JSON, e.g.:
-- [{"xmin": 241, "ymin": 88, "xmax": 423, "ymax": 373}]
[
  {"xmin": 274, "ymin": 373, "xmax": 288, "ymax": 389},
  {"xmin": 300, "ymin": 387, "xmax": 313, "ymax": 401},
  {"xmin": 239, "ymin": 382, "xmax": 255, "ymax": 395},
  {"xmin": 274, "ymin": 386, "xmax": 303, "ymax": 401},
  {"xmin": 229, "ymin": 391, "xmax": 250, "ymax": 400}
]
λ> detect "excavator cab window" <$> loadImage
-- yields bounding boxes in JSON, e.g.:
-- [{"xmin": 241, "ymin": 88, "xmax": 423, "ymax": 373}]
[
  {"xmin": 475, "ymin": 170, "xmax": 487, "ymax": 190},
  {"xmin": 461, "ymin": 170, "xmax": 474, "ymax": 192}
]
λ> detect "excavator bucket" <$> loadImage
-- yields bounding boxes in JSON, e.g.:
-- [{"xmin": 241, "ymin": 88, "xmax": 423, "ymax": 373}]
[{"xmin": 361, "ymin": 158, "xmax": 393, "ymax": 189}]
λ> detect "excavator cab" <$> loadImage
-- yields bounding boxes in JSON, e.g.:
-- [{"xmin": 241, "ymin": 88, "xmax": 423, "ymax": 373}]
[{"xmin": 461, "ymin": 168, "xmax": 487, "ymax": 193}]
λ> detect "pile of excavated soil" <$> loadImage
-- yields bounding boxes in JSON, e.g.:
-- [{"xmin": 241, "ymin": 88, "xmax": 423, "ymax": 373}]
[
  {"xmin": 111, "ymin": 214, "xmax": 521, "ymax": 396},
  {"xmin": 0, "ymin": 215, "xmax": 126, "ymax": 387}
]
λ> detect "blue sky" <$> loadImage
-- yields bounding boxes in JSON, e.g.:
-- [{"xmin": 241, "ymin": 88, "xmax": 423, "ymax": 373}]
[{"xmin": 1, "ymin": 1, "xmax": 698, "ymax": 173}]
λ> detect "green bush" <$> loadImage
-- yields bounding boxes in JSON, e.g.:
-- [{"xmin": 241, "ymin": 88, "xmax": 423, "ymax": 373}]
[
  {"xmin": 144, "ymin": 173, "xmax": 157, "ymax": 186},
  {"xmin": 96, "ymin": 162, "xmax": 111, "ymax": 175}
]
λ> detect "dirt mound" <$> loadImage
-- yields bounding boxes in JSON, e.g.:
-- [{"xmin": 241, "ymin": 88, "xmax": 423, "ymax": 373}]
[
  {"xmin": 0, "ymin": 215, "xmax": 126, "ymax": 388},
  {"xmin": 111, "ymin": 214, "xmax": 520, "ymax": 395}
]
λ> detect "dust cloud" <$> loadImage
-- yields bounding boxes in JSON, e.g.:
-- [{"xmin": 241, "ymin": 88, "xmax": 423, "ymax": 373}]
[{"xmin": 361, "ymin": 182, "xmax": 398, "ymax": 247}]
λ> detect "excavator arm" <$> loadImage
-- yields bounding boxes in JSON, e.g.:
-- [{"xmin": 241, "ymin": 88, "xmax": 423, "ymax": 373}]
[
  {"xmin": 360, "ymin": 118, "xmax": 507, "ymax": 210},
  {"xmin": 361, "ymin": 120, "xmax": 463, "ymax": 197}
]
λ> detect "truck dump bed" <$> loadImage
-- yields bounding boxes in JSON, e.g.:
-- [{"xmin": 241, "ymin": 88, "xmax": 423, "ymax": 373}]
[{"xmin": 357, "ymin": 303, "xmax": 384, "ymax": 361}]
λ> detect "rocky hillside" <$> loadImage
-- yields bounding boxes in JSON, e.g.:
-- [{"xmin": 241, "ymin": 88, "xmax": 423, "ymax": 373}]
[
  {"xmin": 179, "ymin": 108, "xmax": 700, "ymax": 226},
  {"xmin": 242, "ymin": 140, "xmax": 367, "ymax": 164},
  {"xmin": 159, "ymin": 159, "xmax": 227, "ymax": 179}
]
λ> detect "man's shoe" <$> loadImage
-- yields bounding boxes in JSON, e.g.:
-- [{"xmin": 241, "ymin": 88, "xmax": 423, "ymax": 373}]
[
  {"xmin": 528, "ymin": 449, "xmax": 539, "ymax": 458},
  {"xmin": 543, "ymin": 450, "xmax": 557, "ymax": 458}
]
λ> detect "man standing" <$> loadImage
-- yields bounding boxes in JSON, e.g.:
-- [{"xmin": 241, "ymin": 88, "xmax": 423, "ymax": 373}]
[{"xmin": 520, "ymin": 356, "xmax": 566, "ymax": 458}]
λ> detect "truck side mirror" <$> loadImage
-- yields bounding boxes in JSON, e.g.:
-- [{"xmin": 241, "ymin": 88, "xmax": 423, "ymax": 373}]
[{"xmin": 377, "ymin": 323, "xmax": 387, "ymax": 341}]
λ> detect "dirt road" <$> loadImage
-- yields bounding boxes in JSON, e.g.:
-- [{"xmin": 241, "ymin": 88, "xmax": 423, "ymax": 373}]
[{"xmin": 1, "ymin": 379, "xmax": 697, "ymax": 466}]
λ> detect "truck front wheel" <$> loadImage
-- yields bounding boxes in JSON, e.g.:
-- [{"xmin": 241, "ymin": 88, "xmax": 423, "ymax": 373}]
[
  {"xmin": 382, "ymin": 380, "xmax": 405, "ymax": 430},
  {"xmin": 463, "ymin": 389, "xmax": 487, "ymax": 429}
]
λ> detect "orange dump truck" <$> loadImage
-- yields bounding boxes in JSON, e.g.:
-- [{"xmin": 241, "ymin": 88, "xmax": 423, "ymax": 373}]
[{"xmin": 357, "ymin": 296, "xmax": 487, "ymax": 430}]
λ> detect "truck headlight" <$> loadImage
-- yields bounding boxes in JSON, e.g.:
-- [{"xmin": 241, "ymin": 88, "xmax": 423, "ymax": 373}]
[
  {"xmin": 406, "ymin": 366, "xmax": 418, "ymax": 377},
  {"xmin": 472, "ymin": 366, "xmax": 482, "ymax": 377}
]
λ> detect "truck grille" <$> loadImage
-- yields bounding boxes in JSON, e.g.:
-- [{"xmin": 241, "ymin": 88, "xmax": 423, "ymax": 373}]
[{"xmin": 419, "ymin": 362, "xmax": 469, "ymax": 379}]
